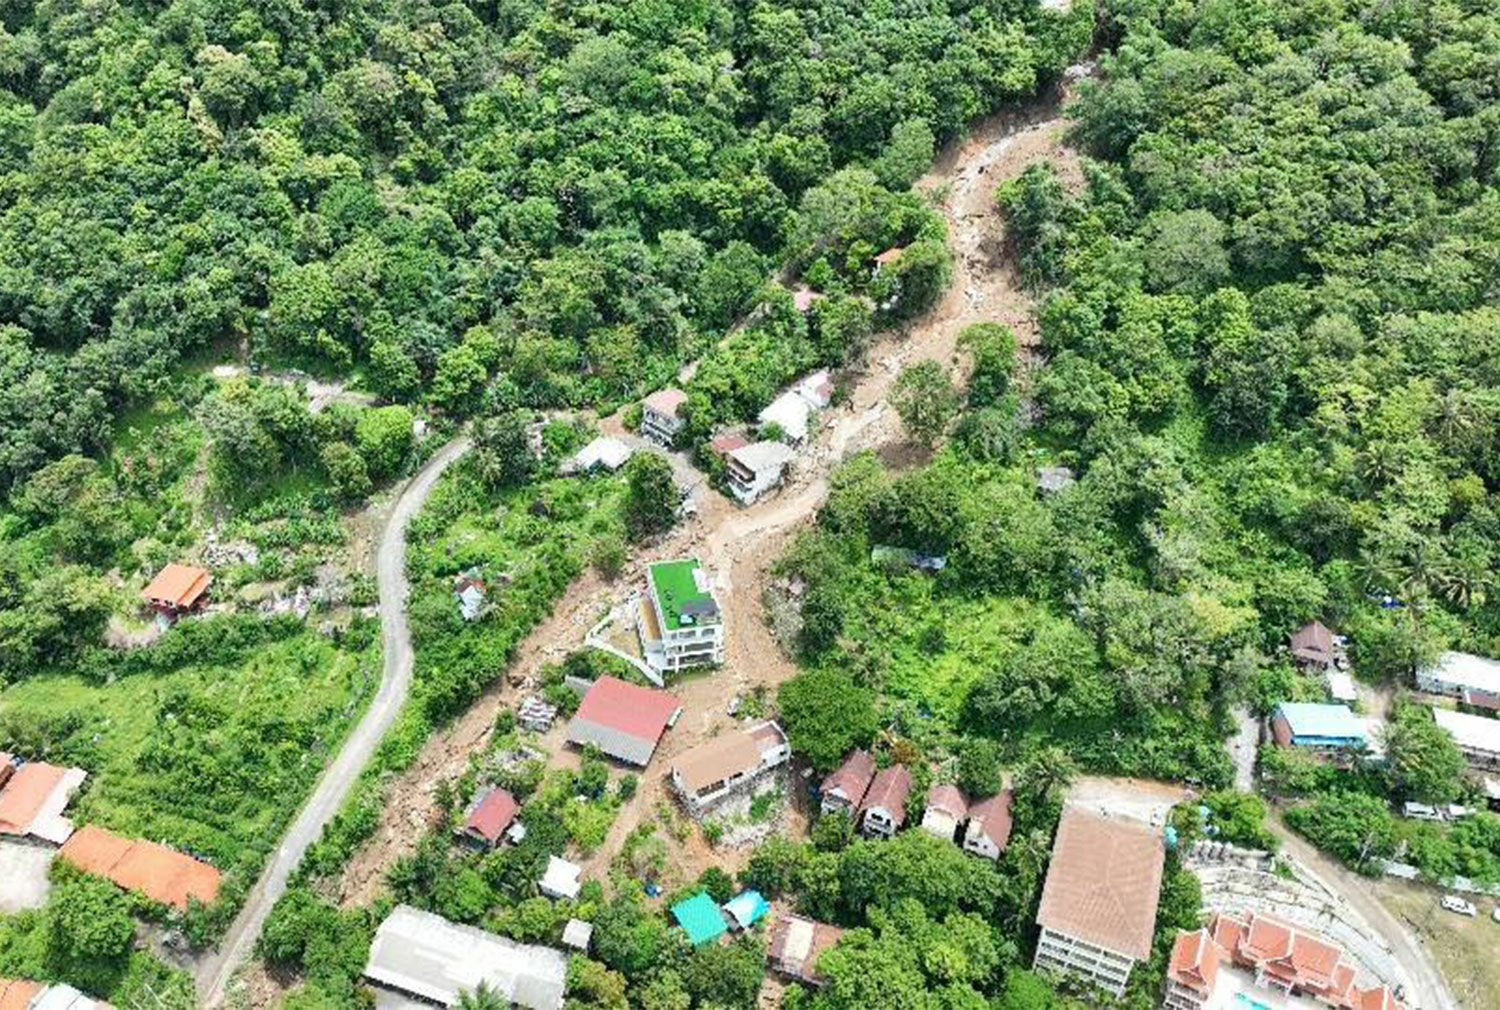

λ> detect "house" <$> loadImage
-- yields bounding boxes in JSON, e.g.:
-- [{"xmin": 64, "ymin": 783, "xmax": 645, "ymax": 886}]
[
  {"xmin": 1270, "ymin": 703, "xmax": 1368, "ymax": 753},
  {"xmin": 709, "ymin": 432, "xmax": 750, "ymax": 458},
  {"xmin": 820, "ymin": 750, "xmax": 875, "ymax": 816},
  {"xmin": 671, "ymin": 721, "xmax": 790, "ymax": 815},
  {"xmin": 1289, "ymin": 621, "xmax": 1338, "ymax": 670},
  {"xmin": 872, "ymin": 246, "xmax": 906, "ymax": 274},
  {"xmin": 1034, "ymin": 806, "xmax": 1164, "ymax": 997},
  {"xmin": 0, "ymin": 981, "xmax": 112, "ymax": 1010},
  {"xmin": 792, "ymin": 370, "xmax": 834, "ymax": 410},
  {"xmin": 723, "ymin": 890, "xmax": 770, "ymax": 931},
  {"xmin": 562, "ymin": 919, "xmax": 593, "ymax": 952},
  {"xmin": 566, "ymin": 676, "xmax": 683, "ymax": 766},
  {"xmin": 1037, "ymin": 466, "xmax": 1076, "ymax": 494},
  {"xmin": 641, "ymin": 389, "xmax": 689, "ymax": 446},
  {"xmin": 458, "ymin": 788, "xmax": 518, "ymax": 850},
  {"xmin": 0, "ymin": 760, "xmax": 87, "ymax": 846},
  {"xmin": 638, "ymin": 558, "xmax": 724, "ymax": 674},
  {"xmin": 759, "ymin": 390, "xmax": 812, "ymax": 444},
  {"xmin": 517, "ymin": 697, "xmax": 558, "ymax": 733},
  {"xmin": 364, "ymin": 905, "xmax": 566, "ymax": 1010},
  {"xmin": 142, "ymin": 563, "xmax": 211, "ymax": 616},
  {"xmin": 767, "ymin": 915, "xmax": 843, "ymax": 987},
  {"xmin": 59, "ymin": 825, "xmax": 221, "ymax": 910},
  {"xmin": 962, "ymin": 790, "xmax": 1014, "ymax": 861},
  {"xmin": 454, "ymin": 573, "xmax": 485, "ymax": 622},
  {"xmin": 570, "ymin": 436, "xmax": 633, "ymax": 474},
  {"xmin": 1432, "ymin": 707, "xmax": 1500, "ymax": 771},
  {"xmin": 1417, "ymin": 651, "xmax": 1500, "ymax": 711},
  {"xmin": 538, "ymin": 856, "xmax": 582, "ymax": 900},
  {"xmin": 725, "ymin": 441, "xmax": 796, "ymax": 505},
  {"xmin": 792, "ymin": 288, "xmax": 824, "ymax": 314},
  {"xmin": 920, "ymin": 784, "xmax": 967, "ymax": 843},
  {"xmin": 672, "ymin": 893, "xmax": 727, "ymax": 947},
  {"xmin": 858, "ymin": 765, "xmax": 912, "ymax": 838},
  {"xmin": 0, "ymin": 978, "xmax": 43, "ymax": 1010},
  {"xmin": 1163, "ymin": 912, "xmax": 1406, "ymax": 1010}
]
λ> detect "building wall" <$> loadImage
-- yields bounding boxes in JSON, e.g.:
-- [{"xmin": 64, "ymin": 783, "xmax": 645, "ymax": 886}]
[
  {"xmin": 1034, "ymin": 926, "xmax": 1136, "ymax": 998},
  {"xmin": 862, "ymin": 808, "xmax": 899, "ymax": 838},
  {"xmin": 1162, "ymin": 980, "xmax": 1210, "ymax": 1010},
  {"xmin": 641, "ymin": 408, "xmax": 684, "ymax": 446},
  {"xmin": 962, "ymin": 829, "xmax": 1001, "ymax": 861},
  {"xmin": 920, "ymin": 810, "xmax": 960, "ymax": 842}
]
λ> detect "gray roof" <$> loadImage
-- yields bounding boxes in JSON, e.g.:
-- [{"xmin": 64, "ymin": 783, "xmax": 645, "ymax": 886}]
[
  {"xmin": 730, "ymin": 440, "xmax": 796, "ymax": 475},
  {"xmin": 365, "ymin": 904, "xmax": 567, "ymax": 1010},
  {"xmin": 567, "ymin": 717, "xmax": 657, "ymax": 766}
]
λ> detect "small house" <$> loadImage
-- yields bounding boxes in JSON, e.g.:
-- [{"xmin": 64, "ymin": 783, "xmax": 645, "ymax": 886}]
[
  {"xmin": 962, "ymin": 791, "xmax": 1014, "ymax": 862},
  {"xmin": 920, "ymin": 784, "xmax": 966, "ymax": 843},
  {"xmin": 566, "ymin": 676, "xmax": 683, "ymax": 766},
  {"xmin": 562, "ymin": 919, "xmax": 593, "ymax": 952},
  {"xmin": 641, "ymin": 389, "xmax": 689, "ymax": 447},
  {"xmin": 0, "ymin": 759, "xmax": 87, "ymax": 846},
  {"xmin": 767, "ymin": 915, "xmax": 843, "ymax": 987},
  {"xmin": 538, "ymin": 856, "xmax": 581, "ymax": 900},
  {"xmin": 758, "ymin": 391, "xmax": 812, "ymax": 444},
  {"xmin": 723, "ymin": 890, "xmax": 770, "ymax": 931},
  {"xmin": 820, "ymin": 750, "xmax": 874, "ymax": 816},
  {"xmin": 570, "ymin": 436, "xmax": 633, "ymax": 474},
  {"xmin": 672, "ymin": 892, "xmax": 727, "ymax": 947},
  {"xmin": 858, "ymin": 765, "xmax": 912, "ymax": 838},
  {"xmin": 517, "ymin": 697, "xmax": 558, "ymax": 733},
  {"xmin": 1432, "ymin": 707, "xmax": 1500, "ymax": 771},
  {"xmin": 1269, "ymin": 703, "xmax": 1368, "ymax": 754},
  {"xmin": 671, "ymin": 721, "xmax": 790, "ymax": 816},
  {"xmin": 1037, "ymin": 466, "xmax": 1076, "ymax": 495},
  {"xmin": 142, "ymin": 563, "xmax": 211, "ymax": 617},
  {"xmin": 725, "ymin": 441, "xmax": 796, "ymax": 505},
  {"xmin": 1289, "ymin": 621, "xmax": 1338, "ymax": 670},
  {"xmin": 459, "ymin": 788, "xmax": 518, "ymax": 851},
  {"xmin": 792, "ymin": 369, "xmax": 834, "ymax": 410}
]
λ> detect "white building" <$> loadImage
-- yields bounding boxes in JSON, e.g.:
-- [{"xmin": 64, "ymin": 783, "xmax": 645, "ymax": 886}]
[
  {"xmin": 962, "ymin": 791, "xmax": 1014, "ymax": 861},
  {"xmin": 1432, "ymin": 707, "xmax": 1500, "ymax": 771},
  {"xmin": 671, "ymin": 722, "xmax": 790, "ymax": 815},
  {"xmin": 638, "ymin": 558, "xmax": 724, "ymax": 675},
  {"xmin": 725, "ymin": 441, "xmax": 795, "ymax": 505},
  {"xmin": 1034, "ymin": 806, "xmax": 1164, "ymax": 997},
  {"xmin": 364, "ymin": 904, "xmax": 566, "ymax": 1010},
  {"xmin": 641, "ymin": 389, "xmax": 688, "ymax": 446},
  {"xmin": 759, "ymin": 390, "xmax": 812, "ymax": 444},
  {"xmin": 1417, "ymin": 651, "xmax": 1500, "ymax": 711},
  {"xmin": 539, "ymin": 856, "xmax": 582, "ymax": 900},
  {"xmin": 920, "ymin": 784, "xmax": 966, "ymax": 843},
  {"xmin": 571, "ymin": 436, "xmax": 632, "ymax": 473}
]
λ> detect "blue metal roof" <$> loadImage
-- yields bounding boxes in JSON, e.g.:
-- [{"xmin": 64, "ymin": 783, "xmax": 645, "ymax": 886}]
[
  {"xmin": 723, "ymin": 890, "xmax": 770, "ymax": 929},
  {"xmin": 1275, "ymin": 702, "xmax": 1367, "ymax": 743},
  {"xmin": 671, "ymin": 893, "xmax": 727, "ymax": 946}
]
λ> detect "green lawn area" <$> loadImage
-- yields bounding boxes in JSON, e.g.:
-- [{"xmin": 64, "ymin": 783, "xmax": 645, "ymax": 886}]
[{"xmin": 0, "ymin": 623, "xmax": 376, "ymax": 876}]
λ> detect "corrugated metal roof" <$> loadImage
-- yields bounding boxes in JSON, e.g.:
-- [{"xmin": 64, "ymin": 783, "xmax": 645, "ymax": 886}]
[
  {"xmin": 1422, "ymin": 651, "xmax": 1500, "ymax": 695},
  {"xmin": 1433, "ymin": 707, "xmax": 1500, "ymax": 754},
  {"xmin": 365, "ymin": 905, "xmax": 566, "ymax": 1010},
  {"xmin": 1274, "ymin": 703, "xmax": 1367, "ymax": 742}
]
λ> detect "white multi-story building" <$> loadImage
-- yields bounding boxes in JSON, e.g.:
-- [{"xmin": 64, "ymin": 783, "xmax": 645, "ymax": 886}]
[
  {"xmin": 638, "ymin": 558, "xmax": 724, "ymax": 675},
  {"xmin": 671, "ymin": 721, "xmax": 790, "ymax": 815},
  {"xmin": 725, "ymin": 441, "xmax": 795, "ymax": 505},
  {"xmin": 641, "ymin": 389, "xmax": 688, "ymax": 446}
]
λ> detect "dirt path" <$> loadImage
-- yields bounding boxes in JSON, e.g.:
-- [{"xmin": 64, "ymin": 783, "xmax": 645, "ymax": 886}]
[
  {"xmin": 199, "ymin": 437, "xmax": 472, "ymax": 1007},
  {"xmin": 1268, "ymin": 814, "xmax": 1458, "ymax": 1010}
]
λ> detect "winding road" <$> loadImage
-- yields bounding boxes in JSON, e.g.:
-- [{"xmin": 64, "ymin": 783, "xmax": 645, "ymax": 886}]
[{"xmin": 196, "ymin": 436, "xmax": 472, "ymax": 1007}]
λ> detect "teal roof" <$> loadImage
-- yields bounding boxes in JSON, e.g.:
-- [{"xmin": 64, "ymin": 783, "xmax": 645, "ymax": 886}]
[
  {"xmin": 723, "ymin": 890, "xmax": 770, "ymax": 929},
  {"xmin": 671, "ymin": 892, "xmax": 727, "ymax": 946},
  {"xmin": 1275, "ymin": 702, "xmax": 1367, "ymax": 743}
]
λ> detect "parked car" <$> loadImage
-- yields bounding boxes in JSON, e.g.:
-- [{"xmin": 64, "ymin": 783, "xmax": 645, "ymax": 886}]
[
  {"xmin": 1492, "ymin": 907, "xmax": 1500, "ymax": 924},
  {"xmin": 1441, "ymin": 895, "xmax": 1477, "ymax": 917}
]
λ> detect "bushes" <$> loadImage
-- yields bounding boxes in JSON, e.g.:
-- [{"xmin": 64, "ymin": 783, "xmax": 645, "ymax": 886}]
[
  {"xmin": 1285, "ymin": 793, "xmax": 1398, "ymax": 872},
  {"xmin": 778, "ymin": 669, "xmax": 880, "ymax": 772}
]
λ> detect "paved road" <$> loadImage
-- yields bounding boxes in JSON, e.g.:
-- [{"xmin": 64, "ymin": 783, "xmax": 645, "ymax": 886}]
[
  {"xmin": 197, "ymin": 437, "xmax": 472, "ymax": 1007},
  {"xmin": 1267, "ymin": 815, "xmax": 1458, "ymax": 1010}
]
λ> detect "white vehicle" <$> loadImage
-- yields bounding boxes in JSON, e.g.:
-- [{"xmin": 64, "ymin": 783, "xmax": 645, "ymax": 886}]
[
  {"xmin": 1402, "ymin": 802, "xmax": 1444, "ymax": 822},
  {"xmin": 1441, "ymin": 895, "xmax": 1477, "ymax": 917},
  {"xmin": 1492, "ymin": 907, "xmax": 1500, "ymax": 924}
]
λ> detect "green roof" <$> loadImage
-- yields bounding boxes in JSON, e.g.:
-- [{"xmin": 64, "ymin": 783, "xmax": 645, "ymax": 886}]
[
  {"xmin": 649, "ymin": 558, "xmax": 717, "ymax": 631},
  {"xmin": 671, "ymin": 892, "xmax": 727, "ymax": 946}
]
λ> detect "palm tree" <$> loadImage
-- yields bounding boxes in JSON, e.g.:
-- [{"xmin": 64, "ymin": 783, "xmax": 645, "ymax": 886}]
[{"xmin": 457, "ymin": 981, "xmax": 507, "ymax": 1010}]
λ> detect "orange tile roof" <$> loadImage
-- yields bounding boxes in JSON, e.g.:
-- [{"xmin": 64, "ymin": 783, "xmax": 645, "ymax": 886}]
[
  {"xmin": 142, "ymin": 563, "xmax": 211, "ymax": 609},
  {"xmin": 0, "ymin": 762, "xmax": 67, "ymax": 835},
  {"xmin": 1167, "ymin": 929, "xmax": 1222, "ymax": 995},
  {"xmin": 0, "ymin": 978, "xmax": 42, "ymax": 1010},
  {"xmin": 1209, "ymin": 912, "xmax": 1406, "ymax": 1010},
  {"xmin": 60, "ymin": 825, "xmax": 221, "ymax": 910},
  {"xmin": 1036, "ymin": 807, "xmax": 1165, "ymax": 960}
]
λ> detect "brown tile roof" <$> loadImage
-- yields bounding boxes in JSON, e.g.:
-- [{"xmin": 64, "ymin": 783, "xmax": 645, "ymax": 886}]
[
  {"xmin": 822, "ymin": 750, "xmax": 875, "ymax": 805},
  {"xmin": 0, "ymin": 978, "xmax": 43, "ymax": 1010},
  {"xmin": 859, "ymin": 765, "xmax": 912, "ymax": 820},
  {"xmin": 768, "ymin": 915, "xmax": 843, "ymax": 985},
  {"xmin": 925, "ymin": 784, "xmax": 967, "ymax": 819},
  {"xmin": 674, "ymin": 728, "xmax": 765, "ymax": 794},
  {"xmin": 1290, "ymin": 620, "xmax": 1336, "ymax": 663},
  {"xmin": 60, "ymin": 825, "xmax": 221, "ymax": 910},
  {"xmin": 710, "ymin": 432, "xmax": 751, "ymax": 456},
  {"xmin": 643, "ymin": 388, "xmax": 688, "ymax": 418},
  {"xmin": 1036, "ymin": 806, "xmax": 1164, "ymax": 960},
  {"xmin": 142, "ymin": 563, "xmax": 211, "ymax": 609},
  {"xmin": 966, "ymin": 790, "xmax": 1014, "ymax": 849},
  {"xmin": 0, "ymin": 762, "xmax": 66, "ymax": 836}
]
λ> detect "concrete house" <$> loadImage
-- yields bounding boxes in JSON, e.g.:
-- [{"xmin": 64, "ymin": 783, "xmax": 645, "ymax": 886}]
[
  {"xmin": 1034, "ymin": 807, "xmax": 1164, "ymax": 997},
  {"xmin": 1269, "ymin": 703, "xmax": 1368, "ymax": 754},
  {"xmin": 569, "ymin": 436, "xmax": 632, "ymax": 474},
  {"xmin": 364, "ymin": 904, "xmax": 566, "ymax": 1010},
  {"xmin": 767, "ymin": 915, "xmax": 843, "ymax": 987},
  {"xmin": 458, "ymin": 788, "xmax": 519, "ymax": 851},
  {"xmin": 538, "ymin": 856, "xmax": 582, "ymax": 900},
  {"xmin": 1417, "ymin": 651, "xmax": 1500, "ymax": 711},
  {"xmin": 641, "ymin": 388, "xmax": 689, "ymax": 446},
  {"xmin": 725, "ymin": 441, "xmax": 796, "ymax": 505},
  {"xmin": 962, "ymin": 790, "xmax": 1015, "ymax": 861},
  {"xmin": 566, "ymin": 676, "xmax": 682, "ymax": 766},
  {"xmin": 142, "ymin": 563, "xmax": 211, "ymax": 618},
  {"xmin": 1432, "ymin": 707, "xmax": 1500, "ymax": 771},
  {"xmin": 454, "ymin": 572, "xmax": 485, "ymax": 622},
  {"xmin": 639, "ymin": 558, "xmax": 724, "ymax": 674},
  {"xmin": 759, "ymin": 390, "xmax": 813, "ymax": 444},
  {"xmin": 920, "ymin": 784, "xmax": 967, "ymax": 843},
  {"xmin": 858, "ymin": 765, "xmax": 912, "ymax": 838},
  {"xmin": 671, "ymin": 721, "xmax": 790, "ymax": 816},
  {"xmin": 820, "ymin": 750, "xmax": 875, "ymax": 816}
]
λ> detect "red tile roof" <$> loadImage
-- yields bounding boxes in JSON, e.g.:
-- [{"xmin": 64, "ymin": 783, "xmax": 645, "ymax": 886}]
[
  {"xmin": 1167, "ymin": 929, "xmax": 1222, "ymax": 995},
  {"xmin": 1207, "ymin": 912, "xmax": 1406, "ymax": 1010},
  {"xmin": 925, "ymin": 784, "xmax": 967, "ymax": 819},
  {"xmin": 823, "ymin": 750, "xmax": 875, "ymax": 805},
  {"xmin": 574, "ymin": 676, "xmax": 682, "ymax": 744},
  {"xmin": 60, "ymin": 825, "xmax": 221, "ymax": 910},
  {"xmin": 1036, "ymin": 807, "xmax": 1164, "ymax": 960},
  {"xmin": 966, "ymin": 790, "xmax": 1014, "ymax": 849},
  {"xmin": 0, "ymin": 762, "xmax": 67, "ymax": 836},
  {"xmin": 463, "ymin": 789, "xmax": 518, "ymax": 845},
  {"xmin": 142, "ymin": 563, "xmax": 211, "ymax": 609},
  {"xmin": 859, "ymin": 765, "xmax": 912, "ymax": 820},
  {"xmin": 710, "ymin": 433, "xmax": 750, "ymax": 456}
]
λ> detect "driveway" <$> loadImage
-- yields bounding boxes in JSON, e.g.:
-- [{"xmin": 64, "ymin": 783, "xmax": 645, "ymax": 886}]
[{"xmin": 197, "ymin": 437, "xmax": 472, "ymax": 1007}]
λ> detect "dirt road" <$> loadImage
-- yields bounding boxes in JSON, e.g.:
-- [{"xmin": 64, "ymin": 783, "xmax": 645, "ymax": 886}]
[
  {"xmin": 1268, "ymin": 815, "xmax": 1458, "ymax": 1010},
  {"xmin": 197, "ymin": 437, "xmax": 472, "ymax": 1007}
]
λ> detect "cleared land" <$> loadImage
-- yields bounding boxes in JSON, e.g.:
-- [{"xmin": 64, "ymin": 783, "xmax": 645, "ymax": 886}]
[{"xmin": 1372, "ymin": 878, "xmax": 1500, "ymax": 1010}]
